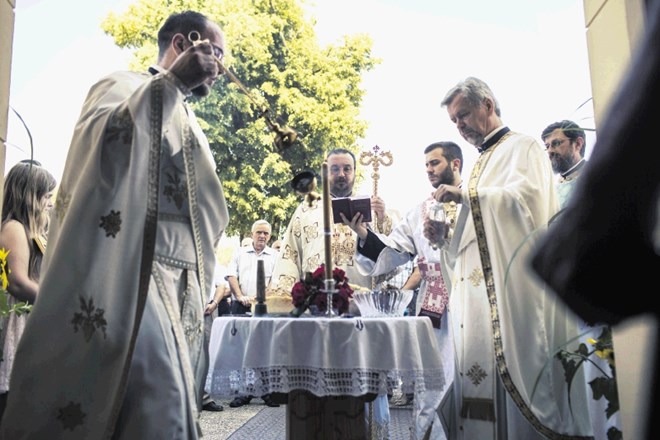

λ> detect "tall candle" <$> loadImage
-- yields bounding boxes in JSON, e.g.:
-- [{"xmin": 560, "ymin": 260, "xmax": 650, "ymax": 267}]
[
  {"xmin": 256, "ymin": 259, "xmax": 265, "ymax": 303},
  {"xmin": 322, "ymin": 162, "xmax": 333, "ymax": 281}
]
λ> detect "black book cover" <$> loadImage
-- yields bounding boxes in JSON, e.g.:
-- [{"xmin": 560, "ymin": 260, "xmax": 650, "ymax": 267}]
[{"xmin": 331, "ymin": 196, "xmax": 372, "ymax": 223}]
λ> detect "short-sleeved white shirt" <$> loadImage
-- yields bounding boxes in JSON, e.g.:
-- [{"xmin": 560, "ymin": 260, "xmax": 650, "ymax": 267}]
[
  {"xmin": 208, "ymin": 261, "xmax": 229, "ymax": 301},
  {"xmin": 225, "ymin": 245, "xmax": 277, "ymax": 298}
]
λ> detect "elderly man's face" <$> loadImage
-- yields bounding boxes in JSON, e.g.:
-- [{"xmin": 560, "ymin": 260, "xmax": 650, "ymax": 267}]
[
  {"xmin": 251, "ymin": 224, "xmax": 271, "ymax": 251},
  {"xmin": 327, "ymin": 153, "xmax": 355, "ymax": 198},
  {"xmin": 446, "ymin": 92, "xmax": 490, "ymax": 147}
]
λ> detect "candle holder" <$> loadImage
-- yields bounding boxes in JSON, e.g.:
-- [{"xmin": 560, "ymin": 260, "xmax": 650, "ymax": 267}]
[
  {"xmin": 324, "ymin": 279, "xmax": 338, "ymax": 318},
  {"xmin": 254, "ymin": 298, "xmax": 268, "ymax": 317}
]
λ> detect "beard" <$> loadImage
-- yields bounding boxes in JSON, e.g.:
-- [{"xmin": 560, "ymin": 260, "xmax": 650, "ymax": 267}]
[
  {"xmin": 191, "ymin": 83, "xmax": 212, "ymax": 97},
  {"xmin": 461, "ymin": 127, "xmax": 484, "ymax": 147},
  {"xmin": 431, "ymin": 166, "xmax": 455, "ymax": 188},
  {"xmin": 330, "ymin": 177, "xmax": 354, "ymax": 198},
  {"xmin": 550, "ymin": 154, "xmax": 575, "ymax": 174}
]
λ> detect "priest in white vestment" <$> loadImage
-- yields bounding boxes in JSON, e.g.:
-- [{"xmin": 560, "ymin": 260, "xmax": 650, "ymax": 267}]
[
  {"xmin": 269, "ymin": 148, "xmax": 395, "ymax": 297},
  {"xmin": 541, "ymin": 119, "xmax": 621, "ymax": 439},
  {"xmin": 269, "ymin": 148, "xmax": 395, "ymax": 439},
  {"xmin": 541, "ymin": 119, "xmax": 588, "ymax": 211},
  {"xmin": 434, "ymin": 77, "xmax": 594, "ymax": 439},
  {"xmin": 342, "ymin": 141, "xmax": 464, "ymax": 440},
  {"xmin": 0, "ymin": 11, "xmax": 229, "ymax": 439}
]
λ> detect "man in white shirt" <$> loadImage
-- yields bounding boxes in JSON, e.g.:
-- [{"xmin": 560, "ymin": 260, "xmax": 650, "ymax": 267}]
[
  {"xmin": 225, "ymin": 220, "xmax": 279, "ymax": 408},
  {"xmin": 226, "ymin": 220, "xmax": 277, "ymax": 315},
  {"xmin": 205, "ymin": 260, "xmax": 231, "ymax": 316}
]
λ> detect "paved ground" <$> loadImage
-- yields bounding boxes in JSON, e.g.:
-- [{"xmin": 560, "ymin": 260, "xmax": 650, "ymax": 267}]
[
  {"xmin": 198, "ymin": 397, "xmax": 266, "ymax": 440},
  {"xmin": 198, "ymin": 395, "xmax": 414, "ymax": 439}
]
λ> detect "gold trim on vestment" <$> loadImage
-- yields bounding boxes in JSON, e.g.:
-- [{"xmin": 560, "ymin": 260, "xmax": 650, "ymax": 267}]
[{"xmin": 468, "ymin": 131, "xmax": 592, "ymax": 440}]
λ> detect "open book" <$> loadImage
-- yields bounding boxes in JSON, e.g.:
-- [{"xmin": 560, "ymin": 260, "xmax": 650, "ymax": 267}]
[{"xmin": 331, "ymin": 196, "xmax": 372, "ymax": 223}]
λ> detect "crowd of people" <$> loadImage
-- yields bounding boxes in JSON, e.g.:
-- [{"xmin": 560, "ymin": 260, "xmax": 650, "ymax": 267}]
[{"xmin": 0, "ymin": 7, "xmax": 636, "ymax": 440}]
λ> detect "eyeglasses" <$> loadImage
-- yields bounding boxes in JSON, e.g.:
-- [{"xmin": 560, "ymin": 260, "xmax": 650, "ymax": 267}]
[
  {"xmin": 210, "ymin": 44, "xmax": 224, "ymax": 61},
  {"xmin": 187, "ymin": 31, "xmax": 224, "ymax": 61},
  {"xmin": 545, "ymin": 138, "xmax": 571, "ymax": 150}
]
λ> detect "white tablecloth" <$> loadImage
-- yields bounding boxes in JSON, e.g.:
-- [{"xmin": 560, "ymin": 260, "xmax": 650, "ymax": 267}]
[{"xmin": 206, "ymin": 316, "xmax": 444, "ymax": 398}]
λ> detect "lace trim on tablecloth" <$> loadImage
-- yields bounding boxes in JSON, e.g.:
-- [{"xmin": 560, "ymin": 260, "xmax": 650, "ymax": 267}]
[{"xmin": 206, "ymin": 366, "xmax": 445, "ymax": 398}]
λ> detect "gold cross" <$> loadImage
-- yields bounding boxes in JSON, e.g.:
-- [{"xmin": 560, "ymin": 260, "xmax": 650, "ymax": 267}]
[{"xmin": 359, "ymin": 145, "xmax": 393, "ymax": 197}]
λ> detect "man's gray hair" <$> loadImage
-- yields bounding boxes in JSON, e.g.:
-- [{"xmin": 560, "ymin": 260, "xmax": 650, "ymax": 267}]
[
  {"xmin": 251, "ymin": 219, "xmax": 271, "ymax": 233},
  {"xmin": 441, "ymin": 76, "xmax": 501, "ymax": 117}
]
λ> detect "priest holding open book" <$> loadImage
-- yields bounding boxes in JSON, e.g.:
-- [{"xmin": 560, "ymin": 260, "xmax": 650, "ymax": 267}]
[
  {"xmin": 267, "ymin": 147, "xmax": 398, "ymax": 438},
  {"xmin": 268, "ymin": 148, "xmax": 395, "ymax": 298}
]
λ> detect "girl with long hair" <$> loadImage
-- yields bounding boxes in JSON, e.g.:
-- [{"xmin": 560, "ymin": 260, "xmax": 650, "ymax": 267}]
[{"xmin": 0, "ymin": 161, "xmax": 56, "ymax": 413}]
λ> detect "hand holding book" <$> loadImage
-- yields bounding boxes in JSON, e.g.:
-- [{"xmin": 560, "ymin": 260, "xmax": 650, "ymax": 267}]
[{"xmin": 331, "ymin": 196, "xmax": 372, "ymax": 224}]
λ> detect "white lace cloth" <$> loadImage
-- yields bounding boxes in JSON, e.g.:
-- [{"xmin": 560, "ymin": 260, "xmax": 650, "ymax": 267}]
[
  {"xmin": 206, "ymin": 316, "xmax": 445, "ymax": 396},
  {"xmin": 206, "ymin": 316, "xmax": 446, "ymax": 438}
]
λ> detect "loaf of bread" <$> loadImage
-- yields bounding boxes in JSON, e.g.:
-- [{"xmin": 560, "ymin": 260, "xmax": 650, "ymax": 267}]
[{"xmin": 265, "ymin": 294, "xmax": 294, "ymax": 314}]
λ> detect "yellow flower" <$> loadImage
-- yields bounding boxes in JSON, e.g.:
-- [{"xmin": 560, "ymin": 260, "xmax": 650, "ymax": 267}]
[
  {"xmin": 555, "ymin": 325, "xmax": 620, "ymax": 436},
  {"xmin": 588, "ymin": 334, "xmax": 615, "ymax": 368},
  {"xmin": 0, "ymin": 247, "xmax": 10, "ymax": 291},
  {"xmin": 595, "ymin": 347, "xmax": 615, "ymax": 367}
]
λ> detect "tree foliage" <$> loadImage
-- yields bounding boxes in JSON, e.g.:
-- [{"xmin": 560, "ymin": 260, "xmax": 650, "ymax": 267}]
[{"xmin": 101, "ymin": 0, "xmax": 378, "ymax": 238}]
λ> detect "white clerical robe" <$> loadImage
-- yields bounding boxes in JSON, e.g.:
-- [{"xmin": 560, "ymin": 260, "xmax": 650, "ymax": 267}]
[
  {"xmin": 0, "ymin": 69, "xmax": 228, "ymax": 439},
  {"xmin": 269, "ymin": 194, "xmax": 394, "ymax": 438},
  {"xmin": 354, "ymin": 196, "xmax": 458, "ymax": 440},
  {"xmin": 270, "ymin": 195, "xmax": 393, "ymax": 294},
  {"xmin": 451, "ymin": 129, "xmax": 592, "ymax": 439}
]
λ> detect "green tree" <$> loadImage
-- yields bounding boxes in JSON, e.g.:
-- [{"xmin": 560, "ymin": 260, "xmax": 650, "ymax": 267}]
[{"xmin": 102, "ymin": 0, "xmax": 378, "ymax": 238}]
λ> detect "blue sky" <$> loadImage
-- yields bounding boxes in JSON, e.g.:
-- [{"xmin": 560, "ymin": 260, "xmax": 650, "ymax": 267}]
[{"xmin": 7, "ymin": 0, "xmax": 595, "ymax": 216}]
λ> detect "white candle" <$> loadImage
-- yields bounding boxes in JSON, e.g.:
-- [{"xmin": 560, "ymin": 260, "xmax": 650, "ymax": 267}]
[{"xmin": 322, "ymin": 162, "xmax": 333, "ymax": 282}]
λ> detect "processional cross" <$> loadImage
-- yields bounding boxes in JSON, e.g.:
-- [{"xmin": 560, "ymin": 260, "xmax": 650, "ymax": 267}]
[
  {"xmin": 358, "ymin": 146, "xmax": 394, "ymax": 381},
  {"xmin": 359, "ymin": 144, "xmax": 393, "ymax": 200}
]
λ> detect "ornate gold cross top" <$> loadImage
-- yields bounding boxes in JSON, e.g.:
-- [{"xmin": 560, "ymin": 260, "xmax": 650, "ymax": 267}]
[{"xmin": 358, "ymin": 145, "xmax": 393, "ymax": 197}]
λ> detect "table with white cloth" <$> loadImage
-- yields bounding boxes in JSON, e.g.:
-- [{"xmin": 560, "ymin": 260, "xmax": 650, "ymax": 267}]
[{"xmin": 206, "ymin": 315, "xmax": 446, "ymax": 439}]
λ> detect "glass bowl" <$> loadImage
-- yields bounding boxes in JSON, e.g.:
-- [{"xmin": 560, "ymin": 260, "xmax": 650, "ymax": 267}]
[{"xmin": 352, "ymin": 289, "xmax": 414, "ymax": 317}]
